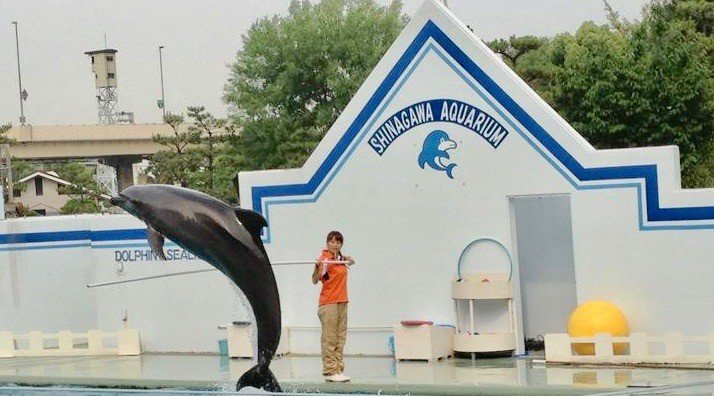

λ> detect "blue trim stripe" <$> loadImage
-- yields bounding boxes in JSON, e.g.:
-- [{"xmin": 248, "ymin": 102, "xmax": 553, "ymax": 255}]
[
  {"xmin": 0, "ymin": 243, "xmax": 89, "ymax": 252},
  {"xmin": 249, "ymin": 20, "xmax": 714, "ymax": 241},
  {"xmin": 0, "ymin": 230, "xmax": 90, "ymax": 244},
  {"xmin": 0, "ymin": 228, "xmax": 146, "ymax": 246}
]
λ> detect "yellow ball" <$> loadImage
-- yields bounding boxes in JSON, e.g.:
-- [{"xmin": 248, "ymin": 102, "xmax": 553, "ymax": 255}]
[{"xmin": 567, "ymin": 300, "xmax": 630, "ymax": 355}]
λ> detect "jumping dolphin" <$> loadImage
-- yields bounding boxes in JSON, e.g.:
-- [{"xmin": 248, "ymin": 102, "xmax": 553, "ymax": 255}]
[
  {"xmin": 110, "ymin": 185, "xmax": 282, "ymax": 392},
  {"xmin": 418, "ymin": 130, "xmax": 457, "ymax": 179}
]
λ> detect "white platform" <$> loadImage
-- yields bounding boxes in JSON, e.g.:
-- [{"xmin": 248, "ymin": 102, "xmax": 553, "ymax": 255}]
[
  {"xmin": 545, "ymin": 332, "xmax": 714, "ymax": 365},
  {"xmin": 394, "ymin": 324, "xmax": 454, "ymax": 361},
  {"xmin": 226, "ymin": 323, "xmax": 290, "ymax": 358},
  {"xmin": 0, "ymin": 329, "xmax": 141, "ymax": 358}
]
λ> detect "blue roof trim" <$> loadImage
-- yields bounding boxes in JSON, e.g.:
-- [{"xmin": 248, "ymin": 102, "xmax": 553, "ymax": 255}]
[{"xmin": 249, "ymin": 20, "xmax": 714, "ymax": 241}]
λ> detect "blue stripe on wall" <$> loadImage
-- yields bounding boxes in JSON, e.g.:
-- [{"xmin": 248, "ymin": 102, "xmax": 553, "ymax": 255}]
[
  {"xmin": 249, "ymin": 20, "xmax": 714, "ymax": 241},
  {"xmin": 0, "ymin": 228, "xmax": 146, "ymax": 246}
]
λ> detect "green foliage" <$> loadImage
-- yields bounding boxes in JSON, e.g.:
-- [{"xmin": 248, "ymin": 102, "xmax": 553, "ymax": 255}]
[
  {"xmin": 10, "ymin": 159, "xmax": 34, "ymax": 195},
  {"xmin": 146, "ymin": 109, "xmax": 239, "ymax": 202},
  {"xmin": 1, "ymin": 124, "xmax": 30, "ymax": 197},
  {"xmin": 487, "ymin": 35, "xmax": 554, "ymax": 96},
  {"xmin": 146, "ymin": 113, "xmax": 203, "ymax": 188},
  {"xmin": 649, "ymin": 0, "xmax": 714, "ymax": 37},
  {"xmin": 60, "ymin": 198, "xmax": 101, "ymax": 215},
  {"xmin": 0, "ymin": 123, "xmax": 13, "ymax": 144},
  {"xmin": 488, "ymin": 35, "xmax": 548, "ymax": 69},
  {"xmin": 224, "ymin": 0, "xmax": 407, "ymax": 170},
  {"xmin": 12, "ymin": 160, "xmax": 34, "ymax": 180},
  {"xmin": 14, "ymin": 203, "xmax": 38, "ymax": 217},
  {"xmin": 494, "ymin": 1, "xmax": 713, "ymax": 188},
  {"xmin": 40, "ymin": 162, "xmax": 106, "ymax": 214}
]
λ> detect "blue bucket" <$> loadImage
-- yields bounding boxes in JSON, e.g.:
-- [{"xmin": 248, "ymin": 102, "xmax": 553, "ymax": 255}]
[{"xmin": 218, "ymin": 338, "xmax": 229, "ymax": 356}]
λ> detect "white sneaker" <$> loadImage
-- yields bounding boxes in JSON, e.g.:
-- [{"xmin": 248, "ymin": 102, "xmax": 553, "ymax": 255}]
[{"xmin": 325, "ymin": 373, "xmax": 350, "ymax": 382}]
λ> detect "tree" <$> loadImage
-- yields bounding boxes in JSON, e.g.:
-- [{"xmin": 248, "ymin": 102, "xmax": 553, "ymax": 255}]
[
  {"xmin": 146, "ymin": 113, "xmax": 203, "ymax": 188},
  {"xmin": 10, "ymin": 160, "xmax": 34, "ymax": 196},
  {"xmin": 146, "ymin": 109, "xmax": 239, "ymax": 201},
  {"xmin": 487, "ymin": 35, "xmax": 554, "ymax": 96},
  {"xmin": 0, "ymin": 123, "xmax": 13, "ymax": 144},
  {"xmin": 49, "ymin": 162, "xmax": 107, "ymax": 214},
  {"xmin": 184, "ymin": 106, "xmax": 237, "ymax": 198},
  {"xmin": 488, "ymin": 35, "xmax": 548, "ymax": 70},
  {"xmin": 647, "ymin": 0, "xmax": 714, "ymax": 187},
  {"xmin": 648, "ymin": 0, "xmax": 714, "ymax": 37},
  {"xmin": 224, "ymin": 0, "xmax": 407, "ymax": 170},
  {"xmin": 493, "ymin": 4, "xmax": 713, "ymax": 187},
  {"xmin": 0, "ymin": 124, "xmax": 31, "ymax": 199}
]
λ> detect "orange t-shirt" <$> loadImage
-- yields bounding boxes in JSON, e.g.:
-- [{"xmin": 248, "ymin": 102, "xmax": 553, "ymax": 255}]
[{"xmin": 318, "ymin": 249, "xmax": 349, "ymax": 306}]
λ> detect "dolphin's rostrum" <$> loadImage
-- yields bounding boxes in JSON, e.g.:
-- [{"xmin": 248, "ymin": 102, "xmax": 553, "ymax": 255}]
[{"xmin": 110, "ymin": 185, "xmax": 282, "ymax": 392}]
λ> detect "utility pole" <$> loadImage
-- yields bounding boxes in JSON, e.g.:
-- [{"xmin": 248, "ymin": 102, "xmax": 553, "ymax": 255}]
[
  {"xmin": 1, "ymin": 144, "xmax": 13, "ymax": 208},
  {"xmin": 158, "ymin": 45, "xmax": 166, "ymax": 121},
  {"xmin": 12, "ymin": 21, "xmax": 26, "ymax": 125}
]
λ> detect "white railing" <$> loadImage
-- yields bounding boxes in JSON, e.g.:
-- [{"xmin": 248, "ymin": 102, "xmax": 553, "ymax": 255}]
[
  {"xmin": 545, "ymin": 332, "xmax": 714, "ymax": 365},
  {"xmin": 0, "ymin": 329, "xmax": 140, "ymax": 358}
]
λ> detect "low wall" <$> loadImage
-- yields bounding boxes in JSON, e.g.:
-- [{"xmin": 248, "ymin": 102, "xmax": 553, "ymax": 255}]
[{"xmin": 0, "ymin": 214, "xmax": 393, "ymax": 354}]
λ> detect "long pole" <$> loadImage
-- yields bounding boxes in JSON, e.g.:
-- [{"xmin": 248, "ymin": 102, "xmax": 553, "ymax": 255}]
[
  {"xmin": 87, "ymin": 260, "xmax": 353, "ymax": 289},
  {"xmin": 158, "ymin": 45, "xmax": 166, "ymax": 120},
  {"xmin": 12, "ymin": 21, "xmax": 25, "ymax": 125}
]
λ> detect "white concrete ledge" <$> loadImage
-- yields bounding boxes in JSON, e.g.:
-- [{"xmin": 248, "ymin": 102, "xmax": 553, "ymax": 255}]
[
  {"xmin": 0, "ymin": 329, "xmax": 141, "ymax": 358},
  {"xmin": 545, "ymin": 332, "xmax": 714, "ymax": 365}
]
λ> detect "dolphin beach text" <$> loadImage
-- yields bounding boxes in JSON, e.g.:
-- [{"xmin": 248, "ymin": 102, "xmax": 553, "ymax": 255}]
[{"xmin": 114, "ymin": 248, "xmax": 197, "ymax": 262}]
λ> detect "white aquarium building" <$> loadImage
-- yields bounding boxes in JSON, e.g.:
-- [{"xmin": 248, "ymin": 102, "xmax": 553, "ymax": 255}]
[{"xmin": 1, "ymin": 1, "xmax": 712, "ymax": 355}]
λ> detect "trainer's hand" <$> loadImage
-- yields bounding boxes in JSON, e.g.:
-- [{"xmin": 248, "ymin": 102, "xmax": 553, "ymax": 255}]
[{"xmin": 345, "ymin": 255, "xmax": 354, "ymax": 265}]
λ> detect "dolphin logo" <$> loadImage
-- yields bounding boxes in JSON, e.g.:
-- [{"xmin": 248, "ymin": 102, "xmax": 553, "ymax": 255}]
[
  {"xmin": 418, "ymin": 130, "xmax": 457, "ymax": 179},
  {"xmin": 111, "ymin": 185, "xmax": 282, "ymax": 393}
]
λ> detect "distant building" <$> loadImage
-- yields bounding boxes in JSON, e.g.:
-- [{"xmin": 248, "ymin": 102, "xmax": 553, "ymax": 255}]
[
  {"xmin": 13, "ymin": 171, "xmax": 111, "ymax": 216},
  {"xmin": 5, "ymin": 122, "xmax": 227, "ymax": 191},
  {"xmin": 7, "ymin": 123, "xmax": 175, "ymax": 190}
]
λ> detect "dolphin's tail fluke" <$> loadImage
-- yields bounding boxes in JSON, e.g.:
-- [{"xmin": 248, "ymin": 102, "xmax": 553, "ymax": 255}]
[
  {"xmin": 445, "ymin": 163, "xmax": 457, "ymax": 179},
  {"xmin": 236, "ymin": 363, "xmax": 282, "ymax": 393}
]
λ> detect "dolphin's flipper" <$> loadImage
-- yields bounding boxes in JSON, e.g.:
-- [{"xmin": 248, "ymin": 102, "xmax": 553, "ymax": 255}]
[
  {"xmin": 445, "ymin": 163, "xmax": 457, "ymax": 179},
  {"xmin": 146, "ymin": 226, "xmax": 167, "ymax": 260},
  {"xmin": 237, "ymin": 364, "xmax": 282, "ymax": 393},
  {"xmin": 234, "ymin": 208, "xmax": 268, "ymax": 240}
]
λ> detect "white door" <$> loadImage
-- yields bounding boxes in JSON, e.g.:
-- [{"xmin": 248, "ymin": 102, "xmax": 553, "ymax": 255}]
[{"xmin": 510, "ymin": 194, "xmax": 577, "ymax": 341}]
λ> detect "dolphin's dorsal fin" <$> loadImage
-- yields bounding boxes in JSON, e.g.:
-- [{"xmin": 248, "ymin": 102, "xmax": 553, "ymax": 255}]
[{"xmin": 234, "ymin": 207, "xmax": 268, "ymax": 240}]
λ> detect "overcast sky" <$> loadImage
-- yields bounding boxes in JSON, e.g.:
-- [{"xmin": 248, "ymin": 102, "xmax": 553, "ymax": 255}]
[{"xmin": 1, "ymin": 0, "xmax": 650, "ymax": 126}]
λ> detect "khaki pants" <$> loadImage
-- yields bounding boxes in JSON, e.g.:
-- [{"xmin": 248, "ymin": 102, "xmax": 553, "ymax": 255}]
[{"xmin": 318, "ymin": 302, "xmax": 348, "ymax": 375}]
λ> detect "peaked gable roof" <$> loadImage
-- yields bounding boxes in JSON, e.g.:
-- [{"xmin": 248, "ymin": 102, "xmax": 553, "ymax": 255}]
[
  {"xmin": 242, "ymin": 0, "xmax": 714, "ymax": 242},
  {"xmin": 17, "ymin": 171, "xmax": 111, "ymax": 200},
  {"xmin": 18, "ymin": 171, "xmax": 73, "ymax": 186}
]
